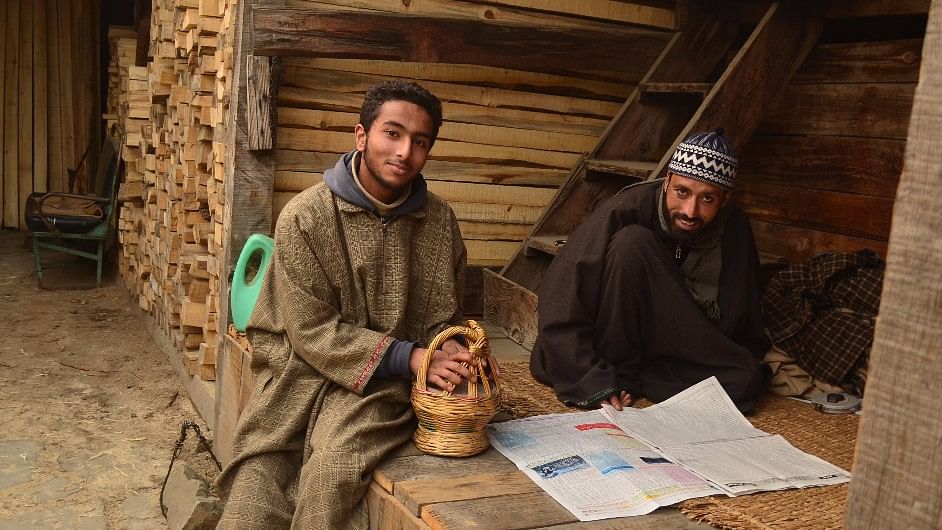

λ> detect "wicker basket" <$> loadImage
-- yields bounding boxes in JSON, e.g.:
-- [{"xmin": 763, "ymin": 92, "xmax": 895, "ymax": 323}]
[{"xmin": 411, "ymin": 320, "xmax": 501, "ymax": 457}]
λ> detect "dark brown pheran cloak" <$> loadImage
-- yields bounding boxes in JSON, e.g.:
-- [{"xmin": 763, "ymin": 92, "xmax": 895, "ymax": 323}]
[{"xmin": 530, "ymin": 180, "xmax": 769, "ymax": 409}]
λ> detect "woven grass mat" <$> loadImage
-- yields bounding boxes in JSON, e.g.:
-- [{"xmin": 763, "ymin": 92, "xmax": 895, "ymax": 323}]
[{"xmin": 497, "ymin": 361, "xmax": 858, "ymax": 530}]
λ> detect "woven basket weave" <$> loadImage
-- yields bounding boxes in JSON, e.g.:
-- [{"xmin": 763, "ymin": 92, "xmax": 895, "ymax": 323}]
[{"xmin": 411, "ymin": 320, "xmax": 501, "ymax": 457}]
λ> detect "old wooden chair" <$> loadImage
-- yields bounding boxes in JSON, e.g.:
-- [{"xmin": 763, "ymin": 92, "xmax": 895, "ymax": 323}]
[{"xmin": 25, "ymin": 137, "xmax": 122, "ymax": 287}]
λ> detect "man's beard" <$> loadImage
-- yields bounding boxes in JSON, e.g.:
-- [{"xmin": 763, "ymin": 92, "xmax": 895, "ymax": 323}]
[
  {"xmin": 669, "ymin": 213, "xmax": 704, "ymax": 241},
  {"xmin": 361, "ymin": 142, "xmax": 398, "ymax": 193}
]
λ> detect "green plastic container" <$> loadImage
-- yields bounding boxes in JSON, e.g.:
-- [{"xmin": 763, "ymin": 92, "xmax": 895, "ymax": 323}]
[{"xmin": 231, "ymin": 234, "xmax": 275, "ymax": 332}]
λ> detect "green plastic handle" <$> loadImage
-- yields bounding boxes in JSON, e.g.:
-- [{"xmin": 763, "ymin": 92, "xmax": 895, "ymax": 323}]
[{"xmin": 231, "ymin": 234, "xmax": 275, "ymax": 332}]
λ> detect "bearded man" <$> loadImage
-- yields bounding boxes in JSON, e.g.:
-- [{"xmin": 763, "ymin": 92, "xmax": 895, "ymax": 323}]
[
  {"xmin": 530, "ymin": 129, "xmax": 770, "ymax": 413},
  {"xmin": 215, "ymin": 81, "xmax": 470, "ymax": 529}
]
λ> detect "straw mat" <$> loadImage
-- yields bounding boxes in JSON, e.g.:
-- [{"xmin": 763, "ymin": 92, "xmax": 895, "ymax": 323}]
[{"xmin": 497, "ymin": 361, "xmax": 858, "ymax": 530}]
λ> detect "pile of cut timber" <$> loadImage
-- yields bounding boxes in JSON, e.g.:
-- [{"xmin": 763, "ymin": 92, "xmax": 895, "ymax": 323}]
[
  {"xmin": 273, "ymin": 0, "xmax": 674, "ymax": 266},
  {"xmin": 110, "ymin": 0, "xmax": 237, "ymax": 382}
]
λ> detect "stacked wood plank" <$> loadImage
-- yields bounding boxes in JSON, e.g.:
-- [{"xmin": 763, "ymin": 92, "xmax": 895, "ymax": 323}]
[
  {"xmin": 1, "ymin": 0, "xmax": 99, "ymax": 229},
  {"xmin": 271, "ymin": 1, "xmax": 674, "ymax": 267},
  {"xmin": 112, "ymin": 0, "xmax": 238, "ymax": 382}
]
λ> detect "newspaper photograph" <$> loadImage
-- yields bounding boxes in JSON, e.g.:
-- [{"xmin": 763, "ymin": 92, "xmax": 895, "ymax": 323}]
[{"xmin": 487, "ymin": 411, "xmax": 719, "ymax": 520}]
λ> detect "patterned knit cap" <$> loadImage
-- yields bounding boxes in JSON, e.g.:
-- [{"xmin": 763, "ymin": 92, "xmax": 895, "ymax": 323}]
[{"xmin": 667, "ymin": 128, "xmax": 738, "ymax": 190}]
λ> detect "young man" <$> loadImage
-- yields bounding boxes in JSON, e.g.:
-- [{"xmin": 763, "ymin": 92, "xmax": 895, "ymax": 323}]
[
  {"xmin": 530, "ymin": 129, "xmax": 770, "ymax": 412},
  {"xmin": 215, "ymin": 81, "xmax": 470, "ymax": 529}
]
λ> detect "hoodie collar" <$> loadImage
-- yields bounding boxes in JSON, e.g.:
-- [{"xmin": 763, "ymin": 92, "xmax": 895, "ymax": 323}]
[{"xmin": 324, "ymin": 151, "xmax": 428, "ymax": 218}]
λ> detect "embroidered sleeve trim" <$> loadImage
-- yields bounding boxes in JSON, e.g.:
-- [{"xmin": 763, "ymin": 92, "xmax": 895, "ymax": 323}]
[{"xmin": 353, "ymin": 336, "xmax": 392, "ymax": 393}]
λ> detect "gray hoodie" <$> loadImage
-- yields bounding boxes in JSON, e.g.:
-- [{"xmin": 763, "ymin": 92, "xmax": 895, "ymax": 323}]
[{"xmin": 323, "ymin": 151, "xmax": 429, "ymax": 379}]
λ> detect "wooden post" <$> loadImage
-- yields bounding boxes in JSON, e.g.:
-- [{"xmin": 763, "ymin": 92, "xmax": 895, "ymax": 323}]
[
  {"xmin": 844, "ymin": 0, "xmax": 942, "ymax": 526},
  {"xmin": 215, "ymin": 0, "xmax": 283, "ymax": 435},
  {"xmin": 246, "ymin": 55, "xmax": 274, "ymax": 150}
]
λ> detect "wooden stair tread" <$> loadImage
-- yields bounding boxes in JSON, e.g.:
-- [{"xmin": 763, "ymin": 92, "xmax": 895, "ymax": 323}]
[
  {"xmin": 524, "ymin": 235, "xmax": 568, "ymax": 256},
  {"xmin": 639, "ymin": 81, "xmax": 713, "ymax": 95},
  {"xmin": 584, "ymin": 158, "xmax": 656, "ymax": 180}
]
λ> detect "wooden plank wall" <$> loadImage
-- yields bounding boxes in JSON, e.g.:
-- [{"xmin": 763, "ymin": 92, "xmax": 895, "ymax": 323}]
[
  {"xmin": 737, "ymin": 36, "xmax": 920, "ymax": 261},
  {"xmin": 270, "ymin": 0, "xmax": 674, "ymax": 267},
  {"xmin": 0, "ymin": 0, "xmax": 100, "ymax": 229},
  {"xmin": 112, "ymin": 0, "xmax": 237, "ymax": 383}
]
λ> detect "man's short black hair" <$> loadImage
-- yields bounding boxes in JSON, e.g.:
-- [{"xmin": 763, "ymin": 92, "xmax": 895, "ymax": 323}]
[{"xmin": 359, "ymin": 80, "xmax": 443, "ymax": 144}]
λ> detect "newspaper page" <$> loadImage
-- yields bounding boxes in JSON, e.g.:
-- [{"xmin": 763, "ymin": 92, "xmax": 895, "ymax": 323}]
[
  {"xmin": 487, "ymin": 411, "xmax": 719, "ymax": 520},
  {"xmin": 602, "ymin": 376, "xmax": 851, "ymax": 496}
]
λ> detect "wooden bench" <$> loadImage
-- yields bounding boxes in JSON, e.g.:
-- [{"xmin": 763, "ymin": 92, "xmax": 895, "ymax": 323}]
[{"xmin": 368, "ymin": 440, "xmax": 704, "ymax": 530}]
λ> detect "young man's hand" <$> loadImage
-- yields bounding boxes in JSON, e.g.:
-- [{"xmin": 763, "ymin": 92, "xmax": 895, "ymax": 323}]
[
  {"xmin": 409, "ymin": 338, "xmax": 473, "ymax": 392},
  {"xmin": 604, "ymin": 391, "xmax": 633, "ymax": 411}
]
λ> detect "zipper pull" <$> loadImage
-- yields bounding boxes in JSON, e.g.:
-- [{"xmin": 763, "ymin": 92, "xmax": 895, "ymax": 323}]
[{"xmin": 675, "ymin": 242, "xmax": 682, "ymax": 260}]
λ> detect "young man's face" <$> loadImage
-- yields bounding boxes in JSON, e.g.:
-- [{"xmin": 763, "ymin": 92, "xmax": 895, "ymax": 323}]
[
  {"xmin": 354, "ymin": 100, "xmax": 435, "ymax": 204},
  {"xmin": 663, "ymin": 172, "xmax": 730, "ymax": 237}
]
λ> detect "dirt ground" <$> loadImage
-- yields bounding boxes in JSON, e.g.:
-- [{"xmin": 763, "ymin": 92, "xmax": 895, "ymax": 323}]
[{"xmin": 0, "ymin": 229, "xmax": 213, "ymax": 529}]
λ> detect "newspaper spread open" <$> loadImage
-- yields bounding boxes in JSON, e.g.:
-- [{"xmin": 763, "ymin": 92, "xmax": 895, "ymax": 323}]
[
  {"xmin": 487, "ymin": 411, "xmax": 718, "ymax": 520},
  {"xmin": 601, "ymin": 376, "xmax": 850, "ymax": 496},
  {"xmin": 487, "ymin": 376, "xmax": 850, "ymax": 520}
]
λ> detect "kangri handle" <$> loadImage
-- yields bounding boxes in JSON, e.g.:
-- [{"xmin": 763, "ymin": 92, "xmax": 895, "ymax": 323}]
[{"xmin": 414, "ymin": 320, "xmax": 500, "ymax": 397}]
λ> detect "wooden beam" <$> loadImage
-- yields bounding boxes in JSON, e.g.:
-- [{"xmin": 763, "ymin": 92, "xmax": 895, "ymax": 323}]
[
  {"xmin": 276, "ymin": 128, "xmax": 582, "ymax": 169},
  {"xmin": 286, "ymin": 0, "xmax": 671, "ymax": 34},
  {"xmin": 792, "ymin": 38, "xmax": 922, "ymax": 84},
  {"xmin": 2, "ymin": 0, "xmax": 17, "ymax": 228},
  {"xmin": 758, "ymin": 83, "xmax": 915, "ymax": 139},
  {"xmin": 251, "ymin": 6, "xmax": 669, "ymax": 73},
  {"xmin": 735, "ymin": 180, "xmax": 894, "ymax": 241},
  {"xmin": 246, "ymin": 55, "xmax": 274, "ymax": 150},
  {"xmin": 216, "ymin": 0, "xmax": 283, "ymax": 433},
  {"xmin": 460, "ymin": 0, "xmax": 676, "ymax": 30},
  {"xmin": 273, "ymin": 152, "xmax": 569, "ymax": 187},
  {"xmin": 276, "ymin": 107, "xmax": 599, "ymax": 153},
  {"xmin": 280, "ymin": 56, "xmax": 636, "ymax": 100},
  {"xmin": 277, "ymin": 86, "xmax": 610, "ymax": 137},
  {"xmin": 751, "ymin": 220, "xmax": 887, "ymax": 263},
  {"xmin": 740, "ymin": 135, "xmax": 904, "ymax": 199},
  {"xmin": 845, "ymin": 2, "xmax": 942, "ymax": 524},
  {"xmin": 279, "ymin": 66, "xmax": 622, "ymax": 119},
  {"xmin": 740, "ymin": 0, "xmax": 930, "ymax": 22}
]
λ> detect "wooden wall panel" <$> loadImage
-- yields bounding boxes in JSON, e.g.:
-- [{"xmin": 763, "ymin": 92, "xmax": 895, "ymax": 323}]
[
  {"xmin": 285, "ymin": 0, "xmax": 675, "ymax": 33},
  {"xmin": 269, "ymin": 12, "xmax": 663, "ymax": 267},
  {"xmin": 0, "ymin": 1, "xmax": 15, "ymax": 227},
  {"xmin": 251, "ymin": 1, "xmax": 673, "ymax": 268},
  {"xmin": 0, "ymin": 0, "xmax": 101, "ymax": 229},
  {"xmin": 739, "ymin": 37, "xmax": 918, "ymax": 262},
  {"xmin": 16, "ymin": 1, "xmax": 32, "ymax": 227},
  {"xmin": 33, "ymin": 0, "xmax": 48, "ymax": 196}
]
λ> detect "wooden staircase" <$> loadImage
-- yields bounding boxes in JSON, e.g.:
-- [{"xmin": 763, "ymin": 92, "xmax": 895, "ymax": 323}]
[{"xmin": 483, "ymin": 1, "xmax": 824, "ymax": 351}]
